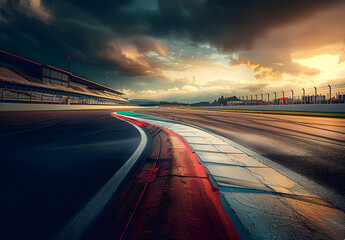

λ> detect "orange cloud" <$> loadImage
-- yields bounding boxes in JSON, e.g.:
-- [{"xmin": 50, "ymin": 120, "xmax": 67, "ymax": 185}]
[
  {"xmin": 19, "ymin": 0, "xmax": 51, "ymax": 21},
  {"xmin": 230, "ymin": 59, "xmax": 281, "ymax": 81},
  {"xmin": 101, "ymin": 36, "xmax": 168, "ymax": 76},
  {"xmin": 230, "ymin": 59, "xmax": 263, "ymax": 72}
]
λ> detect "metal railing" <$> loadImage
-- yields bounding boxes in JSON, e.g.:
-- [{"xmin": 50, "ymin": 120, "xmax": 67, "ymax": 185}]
[{"xmin": 235, "ymin": 84, "xmax": 345, "ymax": 106}]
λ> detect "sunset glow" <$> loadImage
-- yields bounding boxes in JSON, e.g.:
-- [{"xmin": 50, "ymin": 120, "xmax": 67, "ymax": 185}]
[
  {"xmin": 293, "ymin": 54, "xmax": 345, "ymax": 81},
  {"xmin": 1, "ymin": 0, "xmax": 345, "ymax": 102}
]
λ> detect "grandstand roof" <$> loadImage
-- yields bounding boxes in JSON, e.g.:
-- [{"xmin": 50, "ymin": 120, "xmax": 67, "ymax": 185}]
[
  {"xmin": 0, "ymin": 50, "xmax": 124, "ymax": 95},
  {"xmin": 0, "ymin": 66, "xmax": 126, "ymax": 102},
  {"xmin": 0, "ymin": 50, "xmax": 41, "ymax": 66}
]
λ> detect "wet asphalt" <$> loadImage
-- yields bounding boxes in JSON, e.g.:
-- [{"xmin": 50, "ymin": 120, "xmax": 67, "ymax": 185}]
[
  {"xmin": 137, "ymin": 107, "xmax": 345, "ymax": 198},
  {"xmin": 0, "ymin": 110, "xmax": 140, "ymax": 240}
]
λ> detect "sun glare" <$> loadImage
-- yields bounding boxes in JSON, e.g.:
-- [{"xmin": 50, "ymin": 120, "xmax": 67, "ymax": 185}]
[{"xmin": 293, "ymin": 54, "xmax": 345, "ymax": 80}]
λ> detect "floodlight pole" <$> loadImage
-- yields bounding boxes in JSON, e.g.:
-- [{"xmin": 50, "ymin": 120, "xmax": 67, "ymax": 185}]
[
  {"xmin": 314, "ymin": 87, "xmax": 317, "ymax": 104},
  {"xmin": 66, "ymin": 56, "xmax": 71, "ymax": 72},
  {"xmin": 328, "ymin": 85, "xmax": 332, "ymax": 104}
]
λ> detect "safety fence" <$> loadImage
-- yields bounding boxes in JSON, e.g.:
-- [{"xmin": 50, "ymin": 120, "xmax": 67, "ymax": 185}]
[{"xmin": 234, "ymin": 84, "xmax": 345, "ymax": 105}]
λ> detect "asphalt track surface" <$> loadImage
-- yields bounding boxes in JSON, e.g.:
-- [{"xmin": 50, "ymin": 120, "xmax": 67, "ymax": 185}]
[
  {"xmin": 137, "ymin": 107, "xmax": 345, "ymax": 198},
  {"xmin": 0, "ymin": 110, "xmax": 140, "ymax": 240}
]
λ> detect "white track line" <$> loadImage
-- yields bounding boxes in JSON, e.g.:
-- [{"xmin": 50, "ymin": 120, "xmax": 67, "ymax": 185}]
[{"xmin": 54, "ymin": 114, "xmax": 148, "ymax": 240}]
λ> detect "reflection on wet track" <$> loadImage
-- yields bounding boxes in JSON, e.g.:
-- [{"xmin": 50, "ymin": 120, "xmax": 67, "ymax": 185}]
[
  {"xmin": 0, "ymin": 110, "xmax": 140, "ymax": 240},
  {"xmin": 137, "ymin": 108, "xmax": 345, "ymax": 197}
]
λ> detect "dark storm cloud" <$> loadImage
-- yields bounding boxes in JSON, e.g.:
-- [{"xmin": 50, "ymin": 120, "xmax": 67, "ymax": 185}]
[
  {"xmin": 51, "ymin": 0, "xmax": 342, "ymax": 50},
  {"xmin": 0, "ymin": 0, "xmax": 343, "ymax": 77},
  {"xmin": 0, "ymin": 0, "xmax": 113, "ymax": 67}
]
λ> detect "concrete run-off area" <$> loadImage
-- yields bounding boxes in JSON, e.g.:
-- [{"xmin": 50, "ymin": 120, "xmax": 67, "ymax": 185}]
[
  {"xmin": 116, "ymin": 111, "xmax": 345, "ymax": 240},
  {"xmin": 138, "ymin": 107, "xmax": 345, "ymax": 203}
]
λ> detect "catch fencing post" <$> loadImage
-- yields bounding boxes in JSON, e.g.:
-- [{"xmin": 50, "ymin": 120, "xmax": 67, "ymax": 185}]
[{"xmin": 282, "ymin": 91, "xmax": 284, "ymax": 105}]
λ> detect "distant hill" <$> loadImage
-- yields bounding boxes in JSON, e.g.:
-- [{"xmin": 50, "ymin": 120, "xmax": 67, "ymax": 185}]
[{"xmin": 129, "ymin": 99, "xmax": 160, "ymax": 106}]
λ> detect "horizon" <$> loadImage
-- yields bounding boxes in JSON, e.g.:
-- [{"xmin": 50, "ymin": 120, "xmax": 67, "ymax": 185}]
[{"xmin": 1, "ymin": 0, "xmax": 345, "ymax": 103}]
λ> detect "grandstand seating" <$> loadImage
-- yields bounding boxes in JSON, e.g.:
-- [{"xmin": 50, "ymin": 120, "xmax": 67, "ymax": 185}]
[
  {"xmin": 13, "ymin": 69, "xmax": 44, "ymax": 84},
  {"xmin": 0, "ymin": 50, "xmax": 129, "ymax": 105},
  {"xmin": 0, "ymin": 66, "xmax": 128, "ymax": 105},
  {"xmin": 0, "ymin": 67, "xmax": 33, "ymax": 85}
]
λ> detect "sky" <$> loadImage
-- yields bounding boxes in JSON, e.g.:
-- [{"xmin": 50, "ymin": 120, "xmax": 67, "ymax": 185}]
[{"xmin": 1, "ymin": 0, "xmax": 345, "ymax": 102}]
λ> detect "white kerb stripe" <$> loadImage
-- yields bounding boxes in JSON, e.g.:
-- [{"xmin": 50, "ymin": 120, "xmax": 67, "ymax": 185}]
[{"xmin": 54, "ymin": 116, "xmax": 148, "ymax": 240}]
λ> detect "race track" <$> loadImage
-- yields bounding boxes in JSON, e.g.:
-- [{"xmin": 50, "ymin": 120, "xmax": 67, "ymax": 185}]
[
  {"xmin": 137, "ymin": 107, "xmax": 345, "ymax": 197},
  {"xmin": 0, "ymin": 110, "xmax": 141, "ymax": 240}
]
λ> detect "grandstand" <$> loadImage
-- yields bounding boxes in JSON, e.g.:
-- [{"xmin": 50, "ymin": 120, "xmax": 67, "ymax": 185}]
[{"xmin": 0, "ymin": 50, "xmax": 128, "ymax": 105}]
